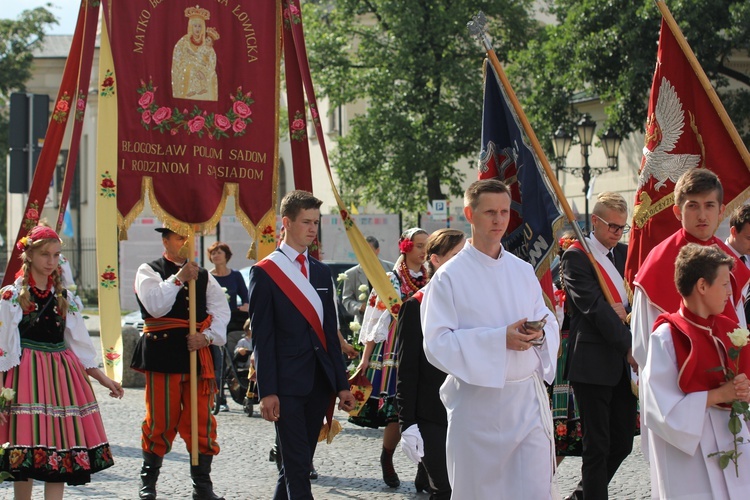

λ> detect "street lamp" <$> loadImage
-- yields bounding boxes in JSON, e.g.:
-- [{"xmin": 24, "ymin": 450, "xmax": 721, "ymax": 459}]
[{"xmin": 552, "ymin": 114, "xmax": 622, "ymax": 231}]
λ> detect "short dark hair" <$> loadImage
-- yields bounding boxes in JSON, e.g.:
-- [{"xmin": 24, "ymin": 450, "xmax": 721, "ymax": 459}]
[
  {"xmin": 730, "ymin": 204, "xmax": 750, "ymax": 232},
  {"xmin": 674, "ymin": 169, "xmax": 723, "ymax": 208},
  {"xmin": 365, "ymin": 235, "xmax": 379, "ymax": 249},
  {"xmin": 280, "ymin": 190, "xmax": 323, "ymax": 220},
  {"xmin": 425, "ymin": 228, "xmax": 465, "ymax": 278},
  {"xmin": 207, "ymin": 241, "xmax": 233, "ymax": 262},
  {"xmin": 464, "ymin": 179, "xmax": 510, "ymax": 210},
  {"xmin": 674, "ymin": 243, "xmax": 734, "ymax": 297}
]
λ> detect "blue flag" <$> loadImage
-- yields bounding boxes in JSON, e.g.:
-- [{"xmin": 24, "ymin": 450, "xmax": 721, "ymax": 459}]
[{"xmin": 478, "ymin": 61, "xmax": 563, "ymax": 294}]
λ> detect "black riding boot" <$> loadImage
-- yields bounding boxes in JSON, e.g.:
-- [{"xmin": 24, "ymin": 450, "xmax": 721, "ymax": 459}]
[
  {"xmin": 139, "ymin": 451, "xmax": 163, "ymax": 500},
  {"xmin": 190, "ymin": 454, "xmax": 225, "ymax": 500}
]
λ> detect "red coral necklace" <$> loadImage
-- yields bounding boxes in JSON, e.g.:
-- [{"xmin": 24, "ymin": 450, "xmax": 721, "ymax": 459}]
[
  {"xmin": 398, "ymin": 260, "xmax": 427, "ymax": 297},
  {"xmin": 29, "ymin": 274, "xmax": 54, "ymax": 299}
]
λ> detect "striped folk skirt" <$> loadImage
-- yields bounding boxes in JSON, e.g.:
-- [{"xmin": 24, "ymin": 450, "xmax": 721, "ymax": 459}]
[{"xmin": 0, "ymin": 340, "xmax": 114, "ymax": 485}]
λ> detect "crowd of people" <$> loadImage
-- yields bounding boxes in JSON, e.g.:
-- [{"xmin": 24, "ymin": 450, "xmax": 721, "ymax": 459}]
[{"xmin": 2, "ymin": 170, "xmax": 750, "ymax": 499}]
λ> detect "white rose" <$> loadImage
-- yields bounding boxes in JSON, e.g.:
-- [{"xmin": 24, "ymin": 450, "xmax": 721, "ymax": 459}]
[
  {"xmin": 0, "ymin": 388, "xmax": 15, "ymax": 402},
  {"xmin": 337, "ymin": 273, "xmax": 347, "ymax": 283},
  {"xmin": 728, "ymin": 328, "xmax": 750, "ymax": 348},
  {"xmin": 358, "ymin": 293, "xmax": 367, "ymax": 301},
  {"xmin": 349, "ymin": 321, "xmax": 361, "ymax": 333},
  {"xmin": 358, "ymin": 284, "xmax": 369, "ymax": 293}
]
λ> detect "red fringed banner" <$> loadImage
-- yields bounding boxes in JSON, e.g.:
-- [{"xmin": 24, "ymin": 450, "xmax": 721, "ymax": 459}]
[{"xmin": 102, "ymin": 0, "xmax": 281, "ymax": 235}]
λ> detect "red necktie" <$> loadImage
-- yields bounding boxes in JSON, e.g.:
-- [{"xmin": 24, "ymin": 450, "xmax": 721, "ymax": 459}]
[{"xmin": 296, "ymin": 253, "xmax": 308, "ymax": 279}]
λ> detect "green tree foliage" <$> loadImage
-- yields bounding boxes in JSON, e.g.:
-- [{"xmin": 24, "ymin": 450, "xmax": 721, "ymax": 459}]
[
  {"xmin": 303, "ymin": 0, "xmax": 538, "ymax": 213},
  {"xmin": 508, "ymin": 0, "xmax": 750, "ymax": 155},
  {"xmin": 0, "ymin": 6, "xmax": 57, "ymax": 238}
]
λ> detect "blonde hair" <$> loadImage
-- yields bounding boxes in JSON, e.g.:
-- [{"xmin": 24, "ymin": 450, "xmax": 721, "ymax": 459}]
[
  {"xmin": 18, "ymin": 239, "xmax": 68, "ymax": 317},
  {"xmin": 593, "ymin": 191, "xmax": 628, "ymax": 216}
]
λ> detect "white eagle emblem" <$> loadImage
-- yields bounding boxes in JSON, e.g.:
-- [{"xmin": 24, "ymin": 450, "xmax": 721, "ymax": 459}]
[{"xmin": 637, "ymin": 77, "xmax": 701, "ymax": 191}]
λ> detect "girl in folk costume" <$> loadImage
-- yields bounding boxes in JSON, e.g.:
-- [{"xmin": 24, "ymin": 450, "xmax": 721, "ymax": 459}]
[
  {"xmin": 349, "ymin": 227, "xmax": 429, "ymax": 488},
  {"xmin": 0, "ymin": 226, "xmax": 124, "ymax": 500},
  {"xmin": 396, "ymin": 228, "xmax": 465, "ymax": 498},
  {"xmin": 643, "ymin": 244, "xmax": 750, "ymax": 499}
]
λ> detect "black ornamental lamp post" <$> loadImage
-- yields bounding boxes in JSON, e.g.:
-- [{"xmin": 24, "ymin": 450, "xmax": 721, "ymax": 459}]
[{"xmin": 552, "ymin": 114, "xmax": 622, "ymax": 231}]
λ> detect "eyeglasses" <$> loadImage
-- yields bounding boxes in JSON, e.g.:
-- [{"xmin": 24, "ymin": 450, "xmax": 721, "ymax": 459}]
[{"xmin": 593, "ymin": 214, "xmax": 630, "ymax": 234}]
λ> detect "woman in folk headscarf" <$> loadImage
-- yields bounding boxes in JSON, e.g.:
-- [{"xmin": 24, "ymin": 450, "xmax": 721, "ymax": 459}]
[{"xmin": 349, "ymin": 227, "xmax": 429, "ymax": 488}]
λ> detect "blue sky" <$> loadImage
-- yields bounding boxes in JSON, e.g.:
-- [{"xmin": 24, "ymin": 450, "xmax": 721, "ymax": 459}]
[{"xmin": 5, "ymin": 1, "xmax": 80, "ymax": 35}]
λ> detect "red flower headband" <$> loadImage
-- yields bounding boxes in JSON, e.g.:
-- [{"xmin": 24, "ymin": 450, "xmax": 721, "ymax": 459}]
[
  {"xmin": 399, "ymin": 239, "xmax": 414, "ymax": 254},
  {"xmin": 16, "ymin": 226, "xmax": 61, "ymax": 252},
  {"xmin": 559, "ymin": 236, "xmax": 576, "ymax": 251}
]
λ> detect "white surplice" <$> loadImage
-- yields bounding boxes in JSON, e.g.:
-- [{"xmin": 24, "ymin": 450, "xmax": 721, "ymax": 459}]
[
  {"xmin": 421, "ymin": 241, "xmax": 559, "ymax": 499},
  {"xmin": 642, "ymin": 322, "xmax": 750, "ymax": 499}
]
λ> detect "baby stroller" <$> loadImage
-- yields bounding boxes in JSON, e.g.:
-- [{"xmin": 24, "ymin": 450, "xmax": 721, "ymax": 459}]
[{"xmin": 213, "ymin": 330, "xmax": 258, "ymax": 416}]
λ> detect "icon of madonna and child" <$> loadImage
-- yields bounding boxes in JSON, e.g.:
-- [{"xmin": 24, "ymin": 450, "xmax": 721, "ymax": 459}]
[{"xmin": 171, "ymin": 5, "xmax": 219, "ymax": 101}]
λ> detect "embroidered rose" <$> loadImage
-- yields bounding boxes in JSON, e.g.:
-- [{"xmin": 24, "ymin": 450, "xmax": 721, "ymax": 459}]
[
  {"xmin": 101, "ymin": 178, "xmax": 115, "ymax": 189},
  {"xmin": 291, "ymin": 118, "xmax": 305, "ymax": 131},
  {"xmin": 233, "ymin": 100, "xmax": 251, "ymax": 119},
  {"xmin": 340, "ymin": 209, "xmax": 349, "ymax": 220},
  {"xmin": 288, "ymin": 4, "xmax": 300, "ymax": 16},
  {"xmin": 101, "ymin": 272, "xmax": 116, "ymax": 281},
  {"xmin": 232, "ymin": 118, "xmax": 246, "ymax": 134},
  {"xmin": 1, "ymin": 290, "xmax": 12, "ymax": 301},
  {"xmin": 105, "ymin": 351, "xmax": 121, "ymax": 361},
  {"xmin": 142, "ymin": 110, "xmax": 152, "ymax": 124},
  {"xmin": 74, "ymin": 451, "xmax": 90, "ymax": 469},
  {"xmin": 34, "ymin": 448, "xmax": 47, "ymax": 468},
  {"xmin": 102, "ymin": 76, "xmax": 114, "ymax": 87},
  {"xmin": 368, "ymin": 295, "xmax": 376, "ymax": 307},
  {"xmin": 62, "ymin": 453, "xmax": 73, "ymax": 472},
  {"xmin": 556, "ymin": 422, "xmax": 567, "ymax": 437},
  {"xmin": 152, "ymin": 107, "xmax": 172, "ymax": 125},
  {"xmin": 9, "ymin": 449, "xmax": 24, "ymax": 468},
  {"xmin": 138, "ymin": 91, "xmax": 154, "ymax": 108},
  {"xmin": 76, "ymin": 98, "xmax": 86, "ymax": 111},
  {"xmin": 214, "ymin": 114, "xmax": 231, "ymax": 131},
  {"xmin": 353, "ymin": 390, "xmax": 365, "ymax": 401},
  {"xmin": 48, "ymin": 452, "xmax": 61, "ymax": 471},
  {"xmin": 188, "ymin": 116, "xmax": 205, "ymax": 133},
  {"xmin": 390, "ymin": 304, "xmax": 401, "ymax": 315},
  {"xmin": 55, "ymin": 99, "xmax": 69, "ymax": 113},
  {"xmin": 25, "ymin": 208, "xmax": 39, "ymax": 221}
]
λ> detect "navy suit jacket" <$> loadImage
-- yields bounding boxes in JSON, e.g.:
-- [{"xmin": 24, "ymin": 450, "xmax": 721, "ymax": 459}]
[{"xmin": 248, "ymin": 254, "xmax": 349, "ymax": 399}]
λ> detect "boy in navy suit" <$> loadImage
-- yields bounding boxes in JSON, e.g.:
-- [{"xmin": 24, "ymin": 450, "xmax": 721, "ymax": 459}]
[{"xmin": 249, "ymin": 190, "xmax": 355, "ymax": 499}]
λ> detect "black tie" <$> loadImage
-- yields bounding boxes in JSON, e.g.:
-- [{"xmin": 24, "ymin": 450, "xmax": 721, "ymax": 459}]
[
  {"xmin": 742, "ymin": 255, "xmax": 747, "ymax": 265},
  {"xmin": 607, "ymin": 250, "xmax": 615, "ymax": 266}
]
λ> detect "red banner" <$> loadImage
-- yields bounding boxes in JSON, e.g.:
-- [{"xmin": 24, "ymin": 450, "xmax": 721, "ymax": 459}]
[
  {"xmin": 103, "ymin": 0, "xmax": 280, "ymax": 234},
  {"xmin": 624, "ymin": 18, "xmax": 750, "ymax": 288}
]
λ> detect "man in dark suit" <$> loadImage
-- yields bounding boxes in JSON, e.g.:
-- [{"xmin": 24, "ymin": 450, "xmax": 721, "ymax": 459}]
[
  {"xmin": 249, "ymin": 190, "xmax": 355, "ymax": 500},
  {"xmin": 725, "ymin": 204, "xmax": 750, "ymax": 321},
  {"xmin": 561, "ymin": 192, "xmax": 638, "ymax": 500}
]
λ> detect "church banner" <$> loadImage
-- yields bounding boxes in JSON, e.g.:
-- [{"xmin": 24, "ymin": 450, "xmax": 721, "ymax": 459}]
[
  {"xmin": 478, "ymin": 60, "xmax": 564, "ymax": 301},
  {"xmin": 624, "ymin": 15, "xmax": 750, "ymax": 288},
  {"xmin": 102, "ymin": 0, "xmax": 281, "ymax": 236}
]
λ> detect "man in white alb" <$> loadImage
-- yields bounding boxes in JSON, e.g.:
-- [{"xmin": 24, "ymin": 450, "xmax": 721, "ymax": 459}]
[{"xmin": 421, "ymin": 179, "xmax": 559, "ymax": 499}]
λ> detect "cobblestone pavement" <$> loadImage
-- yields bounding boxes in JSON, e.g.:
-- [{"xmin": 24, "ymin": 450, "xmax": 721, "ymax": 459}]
[{"xmin": 0, "ymin": 339, "xmax": 652, "ymax": 499}]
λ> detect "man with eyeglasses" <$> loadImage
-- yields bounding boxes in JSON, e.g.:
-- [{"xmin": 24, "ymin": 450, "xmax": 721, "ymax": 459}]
[{"xmin": 560, "ymin": 191, "xmax": 637, "ymax": 500}]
